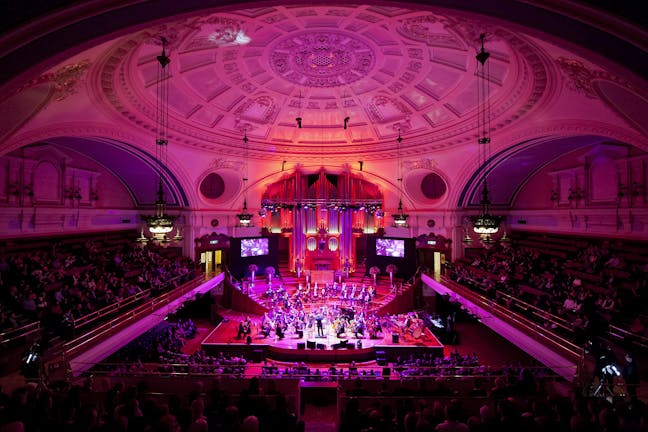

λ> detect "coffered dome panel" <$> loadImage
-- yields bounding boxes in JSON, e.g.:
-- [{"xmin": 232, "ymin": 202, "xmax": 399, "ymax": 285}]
[{"xmin": 96, "ymin": 5, "xmax": 551, "ymax": 161}]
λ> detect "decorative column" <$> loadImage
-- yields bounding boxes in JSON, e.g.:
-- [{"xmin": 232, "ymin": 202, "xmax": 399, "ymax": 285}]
[
  {"xmin": 341, "ymin": 208, "xmax": 353, "ymax": 269},
  {"xmin": 292, "ymin": 207, "xmax": 306, "ymax": 272}
]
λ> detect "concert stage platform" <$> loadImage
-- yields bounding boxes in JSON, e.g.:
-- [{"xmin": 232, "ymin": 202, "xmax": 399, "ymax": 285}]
[{"xmin": 201, "ymin": 311, "xmax": 444, "ymax": 363}]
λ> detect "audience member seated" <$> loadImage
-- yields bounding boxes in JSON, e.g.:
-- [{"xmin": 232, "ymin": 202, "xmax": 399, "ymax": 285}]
[
  {"xmin": 448, "ymin": 239, "xmax": 648, "ymax": 347},
  {"xmin": 0, "ymin": 239, "xmax": 195, "ymax": 340}
]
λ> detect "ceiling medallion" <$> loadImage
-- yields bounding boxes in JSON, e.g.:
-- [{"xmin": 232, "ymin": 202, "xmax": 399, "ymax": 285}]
[{"xmin": 269, "ymin": 31, "xmax": 376, "ymax": 87}]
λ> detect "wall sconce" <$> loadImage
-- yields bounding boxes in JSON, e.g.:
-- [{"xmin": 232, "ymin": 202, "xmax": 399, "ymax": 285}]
[
  {"xmin": 90, "ymin": 190, "xmax": 99, "ymax": 202},
  {"xmin": 568, "ymin": 187, "xmax": 585, "ymax": 202},
  {"xmin": 8, "ymin": 182, "xmax": 20, "ymax": 196},
  {"xmin": 281, "ymin": 161, "xmax": 286, "ymax": 171},
  {"xmin": 343, "ymin": 116, "xmax": 350, "ymax": 130},
  {"xmin": 619, "ymin": 182, "xmax": 644, "ymax": 198},
  {"xmin": 358, "ymin": 161, "xmax": 363, "ymax": 171},
  {"xmin": 462, "ymin": 227, "xmax": 473, "ymax": 244},
  {"xmin": 23, "ymin": 184, "xmax": 34, "ymax": 197},
  {"xmin": 65, "ymin": 187, "xmax": 82, "ymax": 201},
  {"xmin": 295, "ymin": 117, "xmax": 302, "ymax": 128},
  {"xmin": 550, "ymin": 190, "xmax": 559, "ymax": 202},
  {"xmin": 618, "ymin": 182, "xmax": 627, "ymax": 198}
]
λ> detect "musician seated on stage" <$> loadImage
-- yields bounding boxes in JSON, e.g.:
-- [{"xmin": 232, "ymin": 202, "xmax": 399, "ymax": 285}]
[
  {"xmin": 335, "ymin": 320, "xmax": 346, "ymax": 338},
  {"xmin": 261, "ymin": 320, "xmax": 272, "ymax": 338},
  {"xmin": 276, "ymin": 321, "xmax": 286, "ymax": 339},
  {"xmin": 237, "ymin": 316, "xmax": 252, "ymax": 339}
]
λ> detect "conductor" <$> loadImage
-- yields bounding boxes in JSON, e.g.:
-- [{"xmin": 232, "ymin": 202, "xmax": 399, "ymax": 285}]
[{"xmin": 316, "ymin": 313, "xmax": 324, "ymax": 337}]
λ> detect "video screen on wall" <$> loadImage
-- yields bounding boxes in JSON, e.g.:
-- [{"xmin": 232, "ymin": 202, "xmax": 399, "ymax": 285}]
[
  {"xmin": 241, "ymin": 238, "xmax": 269, "ymax": 257},
  {"xmin": 376, "ymin": 238, "xmax": 405, "ymax": 258}
]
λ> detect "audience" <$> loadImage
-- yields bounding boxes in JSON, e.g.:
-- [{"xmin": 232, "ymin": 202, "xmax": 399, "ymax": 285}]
[
  {"xmin": 0, "ymin": 237, "xmax": 195, "ymax": 339},
  {"xmin": 449, "ymin": 240, "xmax": 648, "ymax": 344}
]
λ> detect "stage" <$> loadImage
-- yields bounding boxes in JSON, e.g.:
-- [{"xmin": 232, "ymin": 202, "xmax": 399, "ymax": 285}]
[{"xmin": 201, "ymin": 310, "xmax": 444, "ymax": 363}]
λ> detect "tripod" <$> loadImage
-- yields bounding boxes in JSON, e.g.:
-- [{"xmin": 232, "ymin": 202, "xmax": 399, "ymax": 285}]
[{"xmin": 593, "ymin": 376, "xmax": 615, "ymax": 398}]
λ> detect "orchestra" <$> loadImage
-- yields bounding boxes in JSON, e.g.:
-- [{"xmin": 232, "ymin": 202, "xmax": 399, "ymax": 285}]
[{"xmin": 234, "ymin": 276, "xmax": 424, "ymax": 347}]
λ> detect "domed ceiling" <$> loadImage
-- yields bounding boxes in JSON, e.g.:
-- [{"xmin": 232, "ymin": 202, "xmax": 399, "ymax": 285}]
[
  {"xmin": 1, "ymin": 1, "xmax": 647, "ymax": 209},
  {"xmin": 98, "ymin": 5, "xmax": 548, "ymax": 160}
]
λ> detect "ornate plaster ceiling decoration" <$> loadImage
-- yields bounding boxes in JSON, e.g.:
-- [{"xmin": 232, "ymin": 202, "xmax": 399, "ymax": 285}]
[{"xmin": 96, "ymin": 5, "xmax": 552, "ymax": 161}]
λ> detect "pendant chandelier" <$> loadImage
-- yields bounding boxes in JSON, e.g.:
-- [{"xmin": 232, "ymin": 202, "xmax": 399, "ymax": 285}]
[
  {"xmin": 470, "ymin": 34, "xmax": 501, "ymax": 238},
  {"xmin": 236, "ymin": 130, "xmax": 253, "ymax": 226},
  {"xmin": 139, "ymin": 38, "xmax": 182, "ymax": 245},
  {"xmin": 392, "ymin": 128, "xmax": 409, "ymax": 227}
]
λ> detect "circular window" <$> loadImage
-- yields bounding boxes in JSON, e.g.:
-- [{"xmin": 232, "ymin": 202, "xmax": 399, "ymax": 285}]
[
  {"xmin": 307, "ymin": 237, "xmax": 317, "ymax": 251},
  {"xmin": 200, "ymin": 173, "xmax": 225, "ymax": 199},
  {"xmin": 421, "ymin": 173, "xmax": 447, "ymax": 199},
  {"xmin": 328, "ymin": 237, "xmax": 339, "ymax": 252}
]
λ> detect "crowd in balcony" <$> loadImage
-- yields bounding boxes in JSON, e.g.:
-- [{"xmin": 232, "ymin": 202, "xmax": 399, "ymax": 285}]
[
  {"xmin": 0, "ymin": 237, "xmax": 195, "ymax": 337},
  {"xmin": 448, "ymin": 239, "xmax": 648, "ymax": 343}
]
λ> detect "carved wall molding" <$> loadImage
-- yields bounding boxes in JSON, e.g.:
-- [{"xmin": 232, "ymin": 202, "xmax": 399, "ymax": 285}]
[
  {"xmin": 404, "ymin": 158, "xmax": 438, "ymax": 171},
  {"xmin": 506, "ymin": 120, "xmax": 648, "ymax": 153},
  {"xmin": 556, "ymin": 57, "xmax": 599, "ymax": 99},
  {"xmin": 3, "ymin": 122, "xmax": 141, "ymax": 156},
  {"xmin": 208, "ymin": 158, "xmax": 245, "ymax": 171}
]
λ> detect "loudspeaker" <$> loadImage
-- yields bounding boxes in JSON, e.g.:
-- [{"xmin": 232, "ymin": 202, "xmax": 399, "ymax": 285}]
[
  {"xmin": 297, "ymin": 330, "xmax": 304, "ymax": 338},
  {"xmin": 382, "ymin": 367, "xmax": 391, "ymax": 377},
  {"xmin": 376, "ymin": 350, "xmax": 387, "ymax": 366},
  {"xmin": 316, "ymin": 343, "xmax": 325, "ymax": 350},
  {"xmin": 392, "ymin": 333, "xmax": 399, "ymax": 344},
  {"xmin": 307, "ymin": 340, "xmax": 316, "ymax": 349},
  {"xmin": 246, "ymin": 336, "xmax": 252, "ymax": 345},
  {"xmin": 297, "ymin": 342, "xmax": 306, "ymax": 349}
]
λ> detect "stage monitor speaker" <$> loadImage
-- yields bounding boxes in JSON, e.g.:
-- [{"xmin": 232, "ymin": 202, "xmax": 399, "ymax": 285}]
[
  {"xmin": 246, "ymin": 336, "xmax": 252, "ymax": 345},
  {"xmin": 307, "ymin": 340, "xmax": 316, "ymax": 349},
  {"xmin": 382, "ymin": 367, "xmax": 391, "ymax": 377},
  {"xmin": 316, "ymin": 343, "xmax": 326, "ymax": 350},
  {"xmin": 297, "ymin": 330, "xmax": 304, "ymax": 338},
  {"xmin": 332, "ymin": 343, "xmax": 341, "ymax": 350},
  {"xmin": 297, "ymin": 342, "xmax": 306, "ymax": 349},
  {"xmin": 376, "ymin": 350, "xmax": 387, "ymax": 366},
  {"xmin": 392, "ymin": 333, "xmax": 399, "ymax": 344}
]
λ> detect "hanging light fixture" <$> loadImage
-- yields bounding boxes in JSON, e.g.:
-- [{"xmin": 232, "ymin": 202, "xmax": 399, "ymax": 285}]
[
  {"xmin": 140, "ymin": 37, "xmax": 181, "ymax": 244},
  {"xmin": 237, "ymin": 130, "xmax": 253, "ymax": 226},
  {"xmin": 470, "ymin": 33, "xmax": 501, "ymax": 236},
  {"xmin": 393, "ymin": 128, "xmax": 409, "ymax": 227}
]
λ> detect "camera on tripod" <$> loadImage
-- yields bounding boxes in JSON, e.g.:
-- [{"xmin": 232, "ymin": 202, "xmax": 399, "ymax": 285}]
[{"xmin": 20, "ymin": 342, "xmax": 42, "ymax": 379}]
